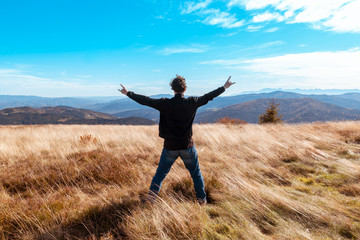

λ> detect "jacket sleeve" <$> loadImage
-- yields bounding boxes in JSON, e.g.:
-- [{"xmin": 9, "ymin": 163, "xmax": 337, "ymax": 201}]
[
  {"xmin": 194, "ymin": 86, "xmax": 225, "ymax": 108},
  {"xmin": 126, "ymin": 91, "xmax": 163, "ymax": 111}
]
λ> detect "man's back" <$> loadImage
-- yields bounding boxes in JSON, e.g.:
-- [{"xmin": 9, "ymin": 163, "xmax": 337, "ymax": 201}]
[{"xmin": 159, "ymin": 94, "xmax": 197, "ymax": 145}]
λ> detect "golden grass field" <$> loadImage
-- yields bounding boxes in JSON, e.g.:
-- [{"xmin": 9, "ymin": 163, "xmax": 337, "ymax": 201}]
[{"xmin": 1, "ymin": 122, "xmax": 360, "ymax": 239}]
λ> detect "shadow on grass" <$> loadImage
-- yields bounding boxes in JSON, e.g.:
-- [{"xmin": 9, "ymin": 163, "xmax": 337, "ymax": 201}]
[
  {"xmin": 167, "ymin": 176, "xmax": 222, "ymax": 204},
  {"xmin": 37, "ymin": 197, "xmax": 141, "ymax": 240},
  {"xmin": 34, "ymin": 176, "xmax": 222, "ymax": 239}
]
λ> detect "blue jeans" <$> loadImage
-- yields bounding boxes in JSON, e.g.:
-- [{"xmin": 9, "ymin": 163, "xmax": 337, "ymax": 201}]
[{"xmin": 149, "ymin": 146, "xmax": 206, "ymax": 202}]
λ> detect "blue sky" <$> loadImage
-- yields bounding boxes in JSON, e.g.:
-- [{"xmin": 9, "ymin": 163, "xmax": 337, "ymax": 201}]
[{"xmin": 1, "ymin": 0, "xmax": 360, "ymax": 97}]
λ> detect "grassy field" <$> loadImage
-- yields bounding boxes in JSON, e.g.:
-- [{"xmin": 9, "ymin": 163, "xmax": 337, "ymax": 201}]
[{"xmin": 1, "ymin": 122, "xmax": 360, "ymax": 239}]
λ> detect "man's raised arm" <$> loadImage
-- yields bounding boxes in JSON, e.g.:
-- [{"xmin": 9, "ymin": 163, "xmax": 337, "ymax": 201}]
[
  {"xmin": 118, "ymin": 84, "xmax": 163, "ymax": 110},
  {"xmin": 195, "ymin": 76, "xmax": 235, "ymax": 108}
]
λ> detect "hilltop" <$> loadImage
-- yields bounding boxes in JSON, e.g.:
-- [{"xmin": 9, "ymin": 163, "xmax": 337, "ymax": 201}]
[
  {"xmin": 195, "ymin": 98, "xmax": 360, "ymax": 123},
  {"xmin": 2, "ymin": 91, "xmax": 360, "ymax": 124},
  {"xmin": 2, "ymin": 91, "xmax": 360, "ymax": 113},
  {"xmin": 0, "ymin": 106, "xmax": 155, "ymax": 125},
  {"xmin": 91, "ymin": 91, "xmax": 360, "ymax": 116},
  {"xmin": 0, "ymin": 122, "xmax": 360, "ymax": 239},
  {"xmin": 112, "ymin": 97, "xmax": 360, "ymax": 123}
]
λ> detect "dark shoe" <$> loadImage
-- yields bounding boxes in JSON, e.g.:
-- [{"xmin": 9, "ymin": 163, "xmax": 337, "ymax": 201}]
[{"xmin": 198, "ymin": 198, "xmax": 207, "ymax": 206}]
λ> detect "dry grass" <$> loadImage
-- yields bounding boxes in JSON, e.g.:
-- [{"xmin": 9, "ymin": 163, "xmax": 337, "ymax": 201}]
[{"xmin": 0, "ymin": 121, "xmax": 360, "ymax": 239}]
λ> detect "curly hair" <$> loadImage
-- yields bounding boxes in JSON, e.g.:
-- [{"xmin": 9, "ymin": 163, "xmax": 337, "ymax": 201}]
[{"xmin": 170, "ymin": 75, "xmax": 187, "ymax": 93}]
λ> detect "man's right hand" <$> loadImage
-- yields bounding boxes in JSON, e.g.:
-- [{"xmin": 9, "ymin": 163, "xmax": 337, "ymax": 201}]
[
  {"xmin": 223, "ymin": 76, "xmax": 235, "ymax": 89},
  {"xmin": 118, "ymin": 84, "xmax": 128, "ymax": 95}
]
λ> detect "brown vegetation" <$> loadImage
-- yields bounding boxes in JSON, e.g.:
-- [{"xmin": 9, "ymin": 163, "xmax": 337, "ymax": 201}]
[
  {"xmin": 216, "ymin": 116, "xmax": 247, "ymax": 125},
  {"xmin": 1, "ymin": 122, "xmax": 360, "ymax": 239}
]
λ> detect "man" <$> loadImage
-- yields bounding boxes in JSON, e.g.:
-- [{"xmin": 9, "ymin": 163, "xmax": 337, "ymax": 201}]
[{"xmin": 118, "ymin": 75, "xmax": 235, "ymax": 205}]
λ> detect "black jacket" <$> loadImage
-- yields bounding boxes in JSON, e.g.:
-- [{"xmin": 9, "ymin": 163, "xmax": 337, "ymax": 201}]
[{"xmin": 127, "ymin": 86, "xmax": 225, "ymax": 150}]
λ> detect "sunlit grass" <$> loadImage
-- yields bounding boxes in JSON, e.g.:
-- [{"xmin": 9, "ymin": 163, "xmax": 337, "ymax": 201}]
[{"xmin": 0, "ymin": 121, "xmax": 360, "ymax": 239}]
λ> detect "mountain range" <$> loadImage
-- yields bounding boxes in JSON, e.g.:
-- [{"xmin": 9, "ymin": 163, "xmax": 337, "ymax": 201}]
[
  {"xmin": 2, "ymin": 91, "xmax": 360, "ymax": 113},
  {"xmin": 109, "ymin": 91, "xmax": 360, "ymax": 123},
  {"xmin": 1, "ymin": 91, "xmax": 360, "ymax": 124},
  {"xmin": 88, "ymin": 91, "xmax": 360, "ymax": 116},
  {"xmin": 242, "ymin": 88, "xmax": 360, "ymax": 95},
  {"xmin": 111, "ymin": 97, "xmax": 360, "ymax": 123},
  {"xmin": 194, "ymin": 98, "xmax": 360, "ymax": 123},
  {"xmin": 0, "ymin": 106, "xmax": 155, "ymax": 125},
  {"xmin": 0, "ymin": 95, "xmax": 120, "ymax": 110}
]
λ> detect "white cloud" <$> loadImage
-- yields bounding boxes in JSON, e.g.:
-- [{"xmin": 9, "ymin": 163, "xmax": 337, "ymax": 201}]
[
  {"xmin": 201, "ymin": 49, "xmax": 360, "ymax": 88},
  {"xmin": 219, "ymin": 31, "xmax": 239, "ymax": 37},
  {"xmin": 0, "ymin": 69, "xmax": 118, "ymax": 97},
  {"xmin": 199, "ymin": 41, "xmax": 283, "ymax": 60},
  {"xmin": 0, "ymin": 69, "xmax": 50, "ymax": 82},
  {"xmin": 201, "ymin": 59, "xmax": 244, "ymax": 65},
  {"xmin": 180, "ymin": 1, "xmax": 243, "ymax": 29},
  {"xmin": 322, "ymin": 0, "xmax": 360, "ymax": 33},
  {"xmin": 202, "ymin": 8, "xmax": 244, "ymax": 28},
  {"xmin": 252, "ymin": 12, "xmax": 283, "ymax": 23},
  {"xmin": 180, "ymin": 0, "xmax": 212, "ymax": 14},
  {"xmin": 259, "ymin": 40, "xmax": 284, "ymax": 48},
  {"xmin": 228, "ymin": 0, "xmax": 280, "ymax": 10},
  {"xmin": 160, "ymin": 45, "xmax": 207, "ymax": 55},
  {"xmin": 180, "ymin": 0, "xmax": 360, "ymax": 32},
  {"xmin": 286, "ymin": 0, "xmax": 351, "ymax": 23},
  {"xmin": 0, "ymin": 69, "xmax": 19, "ymax": 74},
  {"xmin": 228, "ymin": 0, "xmax": 360, "ymax": 33},
  {"xmin": 247, "ymin": 25, "xmax": 264, "ymax": 32},
  {"xmin": 265, "ymin": 27, "xmax": 279, "ymax": 32}
]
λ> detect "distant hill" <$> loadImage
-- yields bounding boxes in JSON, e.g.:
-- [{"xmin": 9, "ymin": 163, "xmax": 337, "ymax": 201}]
[
  {"xmin": 202, "ymin": 91, "xmax": 360, "ymax": 111},
  {"xmin": 2, "ymin": 92, "xmax": 360, "ymax": 115},
  {"xmin": 87, "ymin": 94, "xmax": 173, "ymax": 114},
  {"xmin": 0, "ymin": 106, "xmax": 155, "ymax": 125},
  {"xmin": 0, "ymin": 95, "xmax": 90, "ymax": 109},
  {"xmin": 113, "ymin": 108, "xmax": 159, "ymax": 121},
  {"xmin": 91, "ymin": 92, "xmax": 306, "ymax": 115},
  {"xmin": 112, "ymin": 95, "xmax": 360, "ymax": 123},
  {"xmin": 88, "ymin": 98, "xmax": 148, "ymax": 114},
  {"xmin": 194, "ymin": 98, "xmax": 360, "ymax": 123},
  {"xmin": 243, "ymin": 88, "xmax": 360, "ymax": 95},
  {"xmin": 110, "ymin": 92, "xmax": 309, "ymax": 120},
  {"xmin": 0, "ymin": 95, "xmax": 121, "ymax": 110},
  {"xmin": 93, "ymin": 91, "xmax": 360, "ymax": 116}
]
